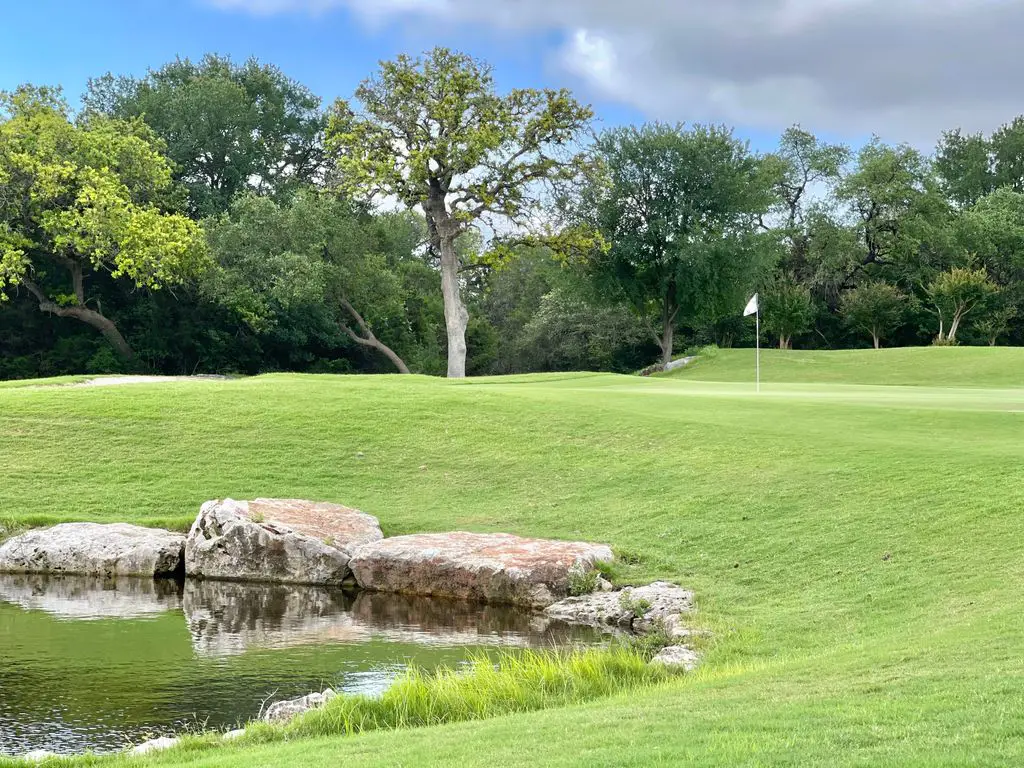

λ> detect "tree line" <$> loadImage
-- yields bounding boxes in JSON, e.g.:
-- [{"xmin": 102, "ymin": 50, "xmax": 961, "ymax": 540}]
[{"xmin": 2, "ymin": 49, "xmax": 1022, "ymax": 380}]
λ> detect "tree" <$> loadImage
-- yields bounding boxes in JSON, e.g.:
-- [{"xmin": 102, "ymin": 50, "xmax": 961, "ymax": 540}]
[
  {"xmin": 203, "ymin": 192, "xmax": 412, "ymax": 373},
  {"xmin": 926, "ymin": 267, "xmax": 997, "ymax": 344},
  {"xmin": 974, "ymin": 304, "xmax": 1016, "ymax": 346},
  {"xmin": 835, "ymin": 139, "xmax": 953, "ymax": 288},
  {"xmin": 574, "ymin": 123, "xmax": 778, "ymax": 365},
  {"xmin": 326, "ymin": 47, "xmax": 593, "ymax": 378},
  {"xmin": 0, "ymin": 86, "xmax": 207, "ymax": 360},
  {"xmin": 935, "ymin": 129, "xmax": 995, "ymax": 208},
  {"xmin": 840, "ymin": 281, "xmax": 906, "ymax": 349},
  {"xmin": 762, "ymin": 275, "xmax": 813, "ymax": 349},
  {"xmin": 86, "ymin": 55, "xmax": 325, "ymax": 217}
]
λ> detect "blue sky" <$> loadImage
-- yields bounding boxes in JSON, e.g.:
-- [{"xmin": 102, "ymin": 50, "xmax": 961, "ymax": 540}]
[
  {"xmin": 3, "ymin": 1, "xmax": 1018, "ymax": 153},
  {"xmin": 0, "ymin": 2, "xmax": 642, "ymax": 126},
  {"xmin": 0, "ymin": 0, "xmax": 801, "ymax": 152}
]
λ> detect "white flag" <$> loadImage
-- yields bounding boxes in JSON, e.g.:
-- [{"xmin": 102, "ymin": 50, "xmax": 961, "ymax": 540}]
[{"xmin": 743, "ymin": 293, "xmax": 759, "ymax": 317}]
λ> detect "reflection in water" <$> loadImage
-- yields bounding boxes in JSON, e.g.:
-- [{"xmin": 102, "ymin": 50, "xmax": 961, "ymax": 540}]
[
  {"xmin": 0, "ymin": 573, "xmax": 182, "ymax": 619},
  {"xmin": 0, "ymin": 575, "xmax": 607, "ymax": 757},
  {"xmin": 184, "ymin": 581, "xmax": 599, "ymax": 657}
]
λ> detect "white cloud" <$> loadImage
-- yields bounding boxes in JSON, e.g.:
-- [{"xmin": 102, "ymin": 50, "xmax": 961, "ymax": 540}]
[{"xmin": 204, "ymin": 0, "xmax": 1024, "ymax": 143}]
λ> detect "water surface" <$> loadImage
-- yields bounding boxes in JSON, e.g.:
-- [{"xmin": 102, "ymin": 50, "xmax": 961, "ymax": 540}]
[{"xmin": 0, "ymin": 574, "xmax": 602, "ymax": 756}]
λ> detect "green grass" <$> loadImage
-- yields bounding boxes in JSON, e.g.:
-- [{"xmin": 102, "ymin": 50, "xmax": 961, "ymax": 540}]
[
  {"xmin": 664, "ymin": 345, "xmax": 1024, "ymax": 386},
  {"xmin": 2, "ymin": 349, "xmax": 1024, "ymax": 765}
]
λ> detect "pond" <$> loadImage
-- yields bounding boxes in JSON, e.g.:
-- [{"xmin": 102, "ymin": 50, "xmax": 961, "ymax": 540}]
[{"xmin": 0, "ymin": 574, "xmax": 605, "ymax": 756}]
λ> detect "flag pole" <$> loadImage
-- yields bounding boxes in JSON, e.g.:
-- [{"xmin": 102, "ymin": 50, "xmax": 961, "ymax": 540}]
[{"xmin": 755, "ymin": 305, "xmax": 760, "ymax": 394}]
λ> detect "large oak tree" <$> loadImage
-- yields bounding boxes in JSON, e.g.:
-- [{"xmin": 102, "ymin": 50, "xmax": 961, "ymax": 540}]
[{"xmin": 326, "ymin": 48, "xmax": 592, "ymax": 378}]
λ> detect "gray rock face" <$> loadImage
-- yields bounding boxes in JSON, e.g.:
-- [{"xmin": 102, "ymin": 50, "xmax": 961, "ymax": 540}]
[
  {"xmin": 544, "ymin": 581, "xmax": 695, "ymax": 637},
  {"xmin": 651, "ymin": 645, "xmax": 700, "ymax": 671},
  {"xmin": 349, "ymin": 532, "xmax": 614, "ymax": 607},
  {"xmin": 185, "ymin": 498, "xmax": 381, "ymax": 585},
  {"xmin": 0, "ymin": 523, "xmax": 184, "ymax": 578},
  {"xmin": 264, "ymin": 689, "xmax": 337, "ymax": 723}
]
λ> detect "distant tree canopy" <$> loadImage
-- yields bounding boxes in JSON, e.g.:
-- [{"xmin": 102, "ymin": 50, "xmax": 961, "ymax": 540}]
[
  {"xmin": 3, "ymin": 49, "xmax": 1024, "ymax": 381},
  {"xmin": 85, "ymin": 55, "xmax": 326, "ymax": 217}
]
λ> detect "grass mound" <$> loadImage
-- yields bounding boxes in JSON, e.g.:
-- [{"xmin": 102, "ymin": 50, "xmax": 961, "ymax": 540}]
[
  {"xmin": 662, "ymin": 345, "xmax": 1024, "ymax": 386},
  {"xmin": 1, "ymin": 353, "xmax": 1023, "ymax": 765}
]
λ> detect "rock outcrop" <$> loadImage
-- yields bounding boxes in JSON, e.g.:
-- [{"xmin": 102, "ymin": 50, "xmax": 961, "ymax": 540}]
[
  {"xmin": 184, "ymin": 498, "xmax": 382, "ymax": 585},
  {"xmin": 650, "ymin": 645, "xmax": 700, "ymax": 671},
  {"xmin": 264, "ymin": 689, "xmax": 337, "ymax": 723},
  {"xmin": 349, "ymin": 532, "xmax": 614, "ymax": 607},
  {"xmin": 0, "ymin": 523, "xmax": 184, "ymax": 578},
  {"xmin": 544, "ymin": 581, "xmax": 695, "ymax": 637}
]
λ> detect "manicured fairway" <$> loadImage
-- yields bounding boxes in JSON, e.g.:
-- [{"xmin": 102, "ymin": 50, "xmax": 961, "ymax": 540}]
[{"xmin": 1, "ymin": 348, "xmax": 1023, "ymax": 766}]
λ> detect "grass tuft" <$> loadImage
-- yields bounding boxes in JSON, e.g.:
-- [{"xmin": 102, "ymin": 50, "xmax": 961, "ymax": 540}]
[{"xmin": 243, "ymin": 647, "xmax": 669, "ymax": 743}]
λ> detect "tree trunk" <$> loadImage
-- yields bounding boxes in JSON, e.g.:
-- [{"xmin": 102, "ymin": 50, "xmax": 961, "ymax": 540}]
[
  {"xmin": 23, "ymin": 277, "xmax": 135, "ymax": 359},
  {"xmin": 660, "ymin": 323, "xmax": 674, "ymax": 366},
  {"xmin": 340, "ymin": 298, "xmax": 411, "ymax": 374},
  {"xmin": 779, "ymin": 335, "xmax": 790, "ymax": 350},
  {"xmin": 872, "ymin": 332, "xmax": 880, "ymax": 350},
  {"xmin": 439, "ymin": 233, "xmax": 468, "ymax": 378},
  {"xmin": 948, "ymin": 310, "xmax": 964, "ymax": 343}
]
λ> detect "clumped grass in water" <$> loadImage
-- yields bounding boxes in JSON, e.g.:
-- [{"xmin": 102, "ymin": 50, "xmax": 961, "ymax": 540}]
[{"xmin": 244, "ymin": 648, "xmax": 669, "ymax": 742}]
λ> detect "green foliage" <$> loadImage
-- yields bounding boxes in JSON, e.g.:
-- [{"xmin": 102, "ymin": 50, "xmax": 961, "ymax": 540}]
[
  {"xmin": 840, "ymin": 282, "xmax": 907, "ymax": 348},
  {"xmin": 574, "ymin": 122, "xmax": 779, "ymax": 363},
  {"xmin": 86, "ymin": 55, "xmax": 325, "ymax": 217},
  {"xmin": 567, "ymin": 566, "xmax": 600, "ymax": 596},
  {"xmin": 761, "ymin": 276, "xmax": 813, "ymax": 349},
  {"xmin": 240, "ymin": 648, "xmax": 666, "ymax": 742},
  {"xmin": 927, "ymin": 266, "xmax": 998, "ymax": 343}
]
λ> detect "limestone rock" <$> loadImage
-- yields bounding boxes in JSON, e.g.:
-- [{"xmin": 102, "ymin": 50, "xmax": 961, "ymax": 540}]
[
  {"xmin": 131, "ymin": 736, "xmax": 179, "ymax": 755},
  {"xmin": 544, "ymin": 581, "xmax": 695, "ymax": 636},
  {"xmin": 349, "ymin": 532, "xmax": 614, "ymax": 607},
  {"xmin": 223, "ymin": 729, "xmax": 246, "ymax": 740},
  {"xmin": 0, "ymin": 523, "xmax": 184, "ymax": 578},
  {"xmin": 651, "ymin": 645, "xmax": 700, "ymax": 671},
  {"xmin": 185, "ymin": 498, "xmax": 381, "ymax": 585},
  {"xmin": 264, "ymin": 689, "xmax": 337, "ymax": 723}
]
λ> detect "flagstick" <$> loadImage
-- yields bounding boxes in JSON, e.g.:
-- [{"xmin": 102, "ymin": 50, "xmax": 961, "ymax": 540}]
[{"xmin": 755, "ymin": 307, "xmax": 761, "ymax": 394}]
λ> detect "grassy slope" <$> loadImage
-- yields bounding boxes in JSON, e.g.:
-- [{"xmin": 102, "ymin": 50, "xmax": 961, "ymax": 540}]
[
  {"xmin": 2, "ymin": 350, "xmax": 1024, "ymax": 765},
  {"xmin": 663, "ymin": 345, "xmax": 1024, "ymax": 387}
]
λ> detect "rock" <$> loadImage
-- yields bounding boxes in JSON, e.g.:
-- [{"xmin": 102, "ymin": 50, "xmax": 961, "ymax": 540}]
[
  {"xmin": 264, "ymin": 689, "xmax": 337, "ymax": 723},
  {"xmin": 223, "ymin": 729, "xmax": 246, "ymax": 740},
  {"xmin": 22, "ymin": 750, "xmax": 58, "ymax": 762},
  {"xmin": 0, "ymin": 573, "xmax": 182, "ymax": 620},
  {"xmin": 185, "ymin": 498, "xmax": 381, "ymax": 585},
  {"xmin": 0, "ymin": 523, "xmax": 184, "ymax": 578},
  {"xmin": 544, "ymin": 581, "xmax": 695, "ymax": 636},
  {"xmin": 650, "ymin": 645, "xmax": 700, "ymax": 671},
  {"xmin": 131, "ymin": 736, "xmax": 179, "ymax": 755},
  {"xmin": 349, "ymin": 532, "xmax": 614, "ymax": 607}
]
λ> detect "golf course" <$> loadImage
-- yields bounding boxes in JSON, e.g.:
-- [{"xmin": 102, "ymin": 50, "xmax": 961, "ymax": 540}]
[{"xmin": 0, "ymin": 346, "xmax": 1021, "ymax": 765}]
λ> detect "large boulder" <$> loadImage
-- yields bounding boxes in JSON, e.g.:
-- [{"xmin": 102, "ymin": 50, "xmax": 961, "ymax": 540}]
[
  {"xmin": 184, "ymin": 498, "xmax": 382, "ymax": 585},
  {"xmin": 544, "ymin": 581, "xmax": 695, "ymax": 637},
  {"xmin": 349, "ymin": 532, "xmax": 614, "ymax": 607},
  {"xmin": 0, "ymin": 523, "xmax": 184, "ymax": 578}
]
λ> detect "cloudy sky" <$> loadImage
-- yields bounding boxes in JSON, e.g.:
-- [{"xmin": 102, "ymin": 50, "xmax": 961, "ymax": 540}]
[{"xmin": 2, "ymin": 0, "xmax": 1020, "ymax": 150}]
